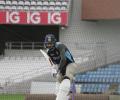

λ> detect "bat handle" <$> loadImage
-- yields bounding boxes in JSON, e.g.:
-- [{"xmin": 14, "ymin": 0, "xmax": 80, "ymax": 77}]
[{"xmin": 49, "ymin": 58, "xmax": 53, "ymax": 66}]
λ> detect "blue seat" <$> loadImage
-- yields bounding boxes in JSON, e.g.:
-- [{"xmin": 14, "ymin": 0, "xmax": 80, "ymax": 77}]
[{"xmin": 97, "ymin": 88, "xmax": 101, "ymax": 93}]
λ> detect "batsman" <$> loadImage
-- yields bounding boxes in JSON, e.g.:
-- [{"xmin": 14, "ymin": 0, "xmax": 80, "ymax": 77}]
[{"xmin": 44, "ymin": 34, "xmax": 79, "ymax": 100}]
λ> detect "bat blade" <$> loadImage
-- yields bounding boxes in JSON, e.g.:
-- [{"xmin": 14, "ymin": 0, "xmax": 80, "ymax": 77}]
[{"xmin": 40, "ymin": 49, "xmax": 53, "ymax": 66}]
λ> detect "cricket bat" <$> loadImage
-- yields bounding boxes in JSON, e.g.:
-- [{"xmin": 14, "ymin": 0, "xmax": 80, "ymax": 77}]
[{"xmin": 40, "ymin": 49, "xmax": 54, "ymax": 66}]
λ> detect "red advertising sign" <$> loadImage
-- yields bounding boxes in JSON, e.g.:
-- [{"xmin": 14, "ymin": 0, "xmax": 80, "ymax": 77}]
[{"xmin": 0, "ymin": 11, "xmax": 68, "ymax": 26}]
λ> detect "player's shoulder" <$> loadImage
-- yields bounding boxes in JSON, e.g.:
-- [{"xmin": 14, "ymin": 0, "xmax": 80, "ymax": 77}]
[
  {"xmin": 55, "ymin": 42, "xmax": 65, "ymax": 48},
  {"xmin": 55, "ymin": 42, "xmax": 68, "ymax": 51}
]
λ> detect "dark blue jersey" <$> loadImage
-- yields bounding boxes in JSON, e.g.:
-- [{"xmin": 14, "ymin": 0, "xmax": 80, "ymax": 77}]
[{"xmin": 47, "ymin": 42, "xmax": 75, "ymax": 75}]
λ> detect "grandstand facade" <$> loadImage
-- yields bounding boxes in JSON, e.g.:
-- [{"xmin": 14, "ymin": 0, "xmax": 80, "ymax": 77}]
[{"xmin": 0, "ymin": 0, "xmax": 120, "ymax": 100}]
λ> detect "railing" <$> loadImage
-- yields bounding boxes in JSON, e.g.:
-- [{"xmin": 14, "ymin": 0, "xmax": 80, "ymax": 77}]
[{"xmin": 5, "ymin": 42, "xmax": 44, "ymax": 49}]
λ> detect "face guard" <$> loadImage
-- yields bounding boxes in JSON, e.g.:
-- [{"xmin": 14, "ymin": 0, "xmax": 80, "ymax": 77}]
[{"xmin": 44, "ymin": 34, "xmax": 56, "ymax": 49}]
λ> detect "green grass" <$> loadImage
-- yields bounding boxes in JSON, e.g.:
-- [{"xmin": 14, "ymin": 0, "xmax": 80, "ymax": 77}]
[{"xmin": 0, "ymin": 94, "xmax": 25, "ymax": 100}]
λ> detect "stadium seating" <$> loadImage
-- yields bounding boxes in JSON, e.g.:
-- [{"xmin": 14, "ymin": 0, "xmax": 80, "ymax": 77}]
[
  {"xmin": 75, "ymin": 64, "xmax": 120, "ymax": 94},
  {"xmin": 0, "ymin": 0, "xmax": 70, "ymax": 11},
  {"xmin": 4, "ymin": 73, "xmax": 55, "ymax": 94}
]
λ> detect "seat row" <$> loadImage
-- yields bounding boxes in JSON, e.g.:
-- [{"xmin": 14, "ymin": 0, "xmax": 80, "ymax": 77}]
[
  {"xmin": 0, "ymin": 0, "xmax": 69, "ymax": 6},
  {"xmin": 78, "ymin": 83, "xmax": 120, "ymax": 94},
  {"xmin": 79, "ymin": 84, "xmax": 109, "ymax": 93},
  {"xmin": 75, "ymin": 77, "xmax": 120, "ymax": 83},
  {"xmin": 0, "ymin": 5, "xmax": 68, "ymax": 11}
]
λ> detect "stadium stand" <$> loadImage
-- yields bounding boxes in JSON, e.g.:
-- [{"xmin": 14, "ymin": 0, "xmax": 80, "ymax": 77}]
[
  {"xmin": 4, "ymin": 73, "xmax": 55, "ymax": 94},
  {"xmin": 75, "ymin": 64, "xmax": 120, "ymax": 94},
  {"xmin": 0, "ymin": 40, "xmax": 114, "ymax": 96},
  {"xmin": 0, "ymin": 45, "xmax": 107, "ymax": 95},
  {"xmin": 0, "ymin": 0, "xmax": 70, "ymax": 11}
]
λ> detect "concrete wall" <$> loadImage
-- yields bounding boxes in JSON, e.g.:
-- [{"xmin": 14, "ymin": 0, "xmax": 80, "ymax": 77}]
[
  {"xmin": 25, "ymin": 94, "xmax": 109, "ymax": 100},
  {"xmin": 82, "ymin": 0, "xmax": 120, "ymax": 20},
  {"xmin": 109, "ymin": 95, "xmax": 120, "ymax": 100}
]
